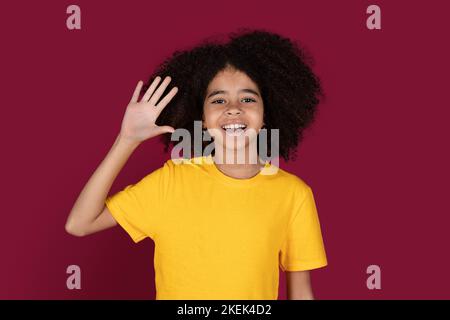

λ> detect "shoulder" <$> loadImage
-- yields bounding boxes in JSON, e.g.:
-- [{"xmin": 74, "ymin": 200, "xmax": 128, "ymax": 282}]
[
  {"xmin": 271, "ymin": 166, "xmax": 311, "ymax": 190},
  {"xmin": 156, "ymin": 156, "xmax": 208, "ymax": 176},
  {"xmin": 164, "ymin": 156, "xmax": 206, "ymax": 169},
  {"xmin": 269, "ymin": 166, "xmax": 315, "ymax": 204},
  {"xmin": 135, "ymin": 157, "xmax": 193, "ymax": 193}
]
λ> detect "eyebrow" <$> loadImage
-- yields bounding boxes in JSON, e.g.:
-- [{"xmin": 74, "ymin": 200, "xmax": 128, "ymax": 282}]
[{"xmin": 206, "ymin": 89, "xmax": 260, "ymax": 99}]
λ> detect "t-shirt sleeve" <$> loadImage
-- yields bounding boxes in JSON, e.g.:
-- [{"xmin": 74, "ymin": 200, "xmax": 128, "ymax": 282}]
[
  {"xmin": 279, "ymin": 184, "xmax": 328, "ymax": 272},
  {"xmin": 105, "ymin": 160, "xmax": 171, "ymax": 243}
]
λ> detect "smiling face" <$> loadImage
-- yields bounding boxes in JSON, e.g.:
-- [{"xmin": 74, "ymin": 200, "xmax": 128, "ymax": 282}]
[{"xmin": 202, "ymin": 65, "xmax": 264, "ymax": 157}]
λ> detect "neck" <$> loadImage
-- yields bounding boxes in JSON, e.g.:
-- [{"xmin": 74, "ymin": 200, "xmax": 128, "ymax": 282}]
[{"xmin": 212, "ymin": 144, "xmax": 265, "ymax": 179}]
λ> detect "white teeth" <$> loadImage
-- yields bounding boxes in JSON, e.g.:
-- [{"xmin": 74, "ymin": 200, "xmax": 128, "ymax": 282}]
[{"xmin": 221, "ymin": 124, "xmax": 247, "ymax": 130}]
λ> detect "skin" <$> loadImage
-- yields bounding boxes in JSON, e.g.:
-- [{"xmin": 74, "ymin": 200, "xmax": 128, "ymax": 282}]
[
  {"xmin": 65, "ymin": 73, "xmax": 314, "ymax": 299},
  {"xmin": 286, "ymin": 270, "xmax": 314, "ymax": 300},
  {"xmin": 202, "ymin": 65, "xmax": 266, "ymax": 178}
]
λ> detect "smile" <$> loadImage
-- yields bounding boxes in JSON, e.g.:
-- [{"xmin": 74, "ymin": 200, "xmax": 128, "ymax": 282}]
[{"xmin": 221, "ymin": 123, "xmax": 248, "ymax": 136}]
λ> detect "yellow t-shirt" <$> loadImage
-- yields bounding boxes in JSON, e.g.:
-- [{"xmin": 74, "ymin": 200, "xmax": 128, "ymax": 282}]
[{"xmin": 105, "ymin": 155, "xmax": 327, "ymax": 300}]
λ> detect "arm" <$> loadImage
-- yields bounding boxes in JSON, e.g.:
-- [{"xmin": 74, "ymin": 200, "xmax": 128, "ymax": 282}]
[
  {"xmin": 286, "ymin": 270, "xmax": 314, "ymax": 300},
  {"xmin": 65, "ymin": 134, "xmax": 139, "ymax": 236},
  {"xmin": 65, "ymin": 76, "xmax": 178, "ymax": 237}
]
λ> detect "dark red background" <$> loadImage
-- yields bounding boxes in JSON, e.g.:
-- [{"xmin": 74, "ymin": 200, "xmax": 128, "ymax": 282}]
[{"xmin": 1, "ymin": 0, "xmax": 449, "ymax": 299}]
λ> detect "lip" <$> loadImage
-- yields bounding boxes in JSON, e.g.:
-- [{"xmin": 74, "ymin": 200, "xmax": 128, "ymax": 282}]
[{"xmin": 220, "ymin": 126, "xmax": 249, "ymax": 138}]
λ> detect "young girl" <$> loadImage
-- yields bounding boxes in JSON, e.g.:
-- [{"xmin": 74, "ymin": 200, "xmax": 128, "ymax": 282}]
[{"xmin": 65, "ymin": 29, "xmax": 327, "ymax": 300}]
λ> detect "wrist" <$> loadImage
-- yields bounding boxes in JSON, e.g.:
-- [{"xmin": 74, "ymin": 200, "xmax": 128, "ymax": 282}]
[{"xmin": 114, "ymin": 134, "xmax": 141, "ymax": 150}]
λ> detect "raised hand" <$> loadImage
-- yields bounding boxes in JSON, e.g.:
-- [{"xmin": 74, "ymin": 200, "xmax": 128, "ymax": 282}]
[{"xmin": 119, "ymin": 76, "xmax": 178, "ymax": 144}]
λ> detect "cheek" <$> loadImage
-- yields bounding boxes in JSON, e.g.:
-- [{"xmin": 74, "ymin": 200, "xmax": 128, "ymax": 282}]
[
  {"xmin": 203, "ymin": 108, "xmax": 222, "ymax": 125},
  {"xmin": 249, "ymin": 107, "xmax": 264, "ymax": 126}
]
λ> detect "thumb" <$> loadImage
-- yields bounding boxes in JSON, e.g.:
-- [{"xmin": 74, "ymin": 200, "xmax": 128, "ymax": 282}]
[{"xmin": 158, "ymin": 126, "xmax": 175, "ymax": 134}]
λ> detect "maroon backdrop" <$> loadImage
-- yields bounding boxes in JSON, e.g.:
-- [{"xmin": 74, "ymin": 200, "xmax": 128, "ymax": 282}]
[{"xmin": 1, "ymin": 0, "xmax": 449, "ymax": 299}]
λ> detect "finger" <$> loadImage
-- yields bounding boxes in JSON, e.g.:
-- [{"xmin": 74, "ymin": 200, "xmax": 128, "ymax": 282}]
[
  {"xmin": 155, "ymin": 86, "xmax": 178, "ymax": 113},
  {"xmin": 130, "ymin": 80, "xmax": 143, "ymax": 103},
  {"xmin": 141, "ymin": 76, "xmax": 162, "ymax": 102},
  {"xmin": 149, "ymin": 76, "xmax": 172, "ymax": 106}
]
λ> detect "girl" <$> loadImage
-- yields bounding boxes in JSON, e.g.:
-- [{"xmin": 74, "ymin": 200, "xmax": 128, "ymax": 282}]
[{"xmin": 65, "ymin": 29, "xmax": 327, "ymax": 300}]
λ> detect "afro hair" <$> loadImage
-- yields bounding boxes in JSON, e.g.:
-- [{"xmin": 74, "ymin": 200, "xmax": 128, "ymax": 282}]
[{"xmin": 142, "ymin": 28, "xmax": 325, "ymax": 161}]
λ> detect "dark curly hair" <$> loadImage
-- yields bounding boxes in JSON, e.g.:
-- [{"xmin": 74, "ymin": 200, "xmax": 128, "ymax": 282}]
[{"xmin": 142, "ymin": 28, "xmax": 325, "ymax": 162}]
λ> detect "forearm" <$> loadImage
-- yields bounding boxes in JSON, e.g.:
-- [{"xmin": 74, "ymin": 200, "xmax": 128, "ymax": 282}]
[
  {"xmin": 65, "ymin": 134, "xmax": 139, "ymax": 229},
  {"xmin": 286, "ymin": 271, "xmax": 314, "ymax": 300},
  {"xmin": 287, "ymin": 289, "xmax": 314, "ymax": 300}
]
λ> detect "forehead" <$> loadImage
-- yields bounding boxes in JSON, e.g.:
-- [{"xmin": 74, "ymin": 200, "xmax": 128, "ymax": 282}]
[{"xmin": 207, "ymin": 68, "xmax": 259, "ymax": 91}]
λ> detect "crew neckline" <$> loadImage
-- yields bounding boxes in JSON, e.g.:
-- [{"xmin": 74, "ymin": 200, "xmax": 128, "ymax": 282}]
[{"xmin": 201, "ymin": 154, "xmax": 274, "ymax": 187}]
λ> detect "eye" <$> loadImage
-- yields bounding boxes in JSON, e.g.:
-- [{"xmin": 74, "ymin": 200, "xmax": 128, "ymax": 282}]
[
  {"xmin": 242, "ymin": 97, "xmax": 256, "ymax": 103},
  {"xmin": 211, "ymin": 99, "xmax": 225, "ymax": 104}
]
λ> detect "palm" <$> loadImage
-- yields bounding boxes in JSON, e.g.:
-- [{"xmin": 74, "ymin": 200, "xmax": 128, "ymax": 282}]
[
  {"xmin": 120, "ymin": 76, "xmax": 178, "ymax": 143},
  {"xmin": 121, "ymin": 101, "xmax": 160, "ymax": 141}
]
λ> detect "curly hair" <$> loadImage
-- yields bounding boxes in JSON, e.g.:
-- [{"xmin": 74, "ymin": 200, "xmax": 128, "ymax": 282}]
[{"xmin": 142, "ymin": 28, "xmax": 325, "ymax": 162}]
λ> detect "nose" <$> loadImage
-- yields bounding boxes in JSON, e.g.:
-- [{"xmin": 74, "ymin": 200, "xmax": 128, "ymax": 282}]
[{"xmin": 225, "ymin": 103, "xmax": 242, "ymax": 116}]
